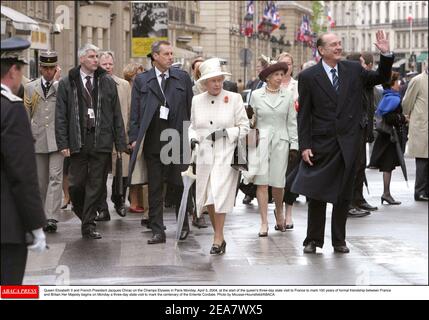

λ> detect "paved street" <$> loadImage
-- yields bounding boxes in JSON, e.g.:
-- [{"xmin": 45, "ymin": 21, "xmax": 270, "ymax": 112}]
[{"xmin": 23, "ymin": 156, "xmax": 428, "ymax": 286}]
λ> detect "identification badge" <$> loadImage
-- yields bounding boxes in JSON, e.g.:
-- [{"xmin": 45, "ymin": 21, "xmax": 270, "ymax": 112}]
[
  {"xmin": 88, "ymin": 108, "xmax": 95, "ymax": 119},
  {"xmin": 160, "ymin": 105, "xmax": 169, "ymax": 120}
]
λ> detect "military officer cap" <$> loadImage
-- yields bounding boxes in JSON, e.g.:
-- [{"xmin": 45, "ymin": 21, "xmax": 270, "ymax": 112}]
[
  {"xmin": 1, "ymin": 37, "xmax": 31, "ymax": 64},
  {"xmin": 39, "ymin": 50, "xmax": 58, "ymax": 66}
]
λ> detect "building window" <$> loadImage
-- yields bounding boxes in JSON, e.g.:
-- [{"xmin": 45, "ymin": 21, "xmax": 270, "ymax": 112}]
[
  {"xmin": 368, "ymin": 4, "xmax": 372, "ymax": 24},
  {"xmin": 422, "ymin": 33, "xmax": 425, "ymax": 48},
  {"xmin": 190, "ymin": 11, "xmax": 196, "ymax": 24},
  {"xmin": 169, "ymin": 7, "xmax": 174, "ymax": 21},
  {"xmin": 375, "ymin": 2, "xmax": 380, "ymax": 24},
  {"xmin": 396, "ymin": 33, "xmax": 400, "ymax": 49},
  {"xmin": 385, "ymin": 2, "xmax": 389, "ymax": 23},
  {"xmin": 181, "ymin": 8, "xmax": 186, "ymax": 23},
  {"xmin": 362, "ymin": 33, "xmax": 366, "ymax": 50},
  {"xmin": 415, "ymin": 33, "xmax": 418, "ymax": 48},
  {"xmin": 175, "ymin": 7, "xmax": 179, "ymax": 21},
  {"xmin": 397, "ymin": 6, "xmax": 400, "ymax": 19}
]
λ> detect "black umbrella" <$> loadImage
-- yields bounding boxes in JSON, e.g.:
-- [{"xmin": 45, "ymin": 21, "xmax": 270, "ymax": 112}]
[
  {"xmin": 115, "ymin": 152, "xmax": 123, "ymax": 196},
  {"xmin": 391, "ymin": 127, "xmax": 409, "ymax": 188}
]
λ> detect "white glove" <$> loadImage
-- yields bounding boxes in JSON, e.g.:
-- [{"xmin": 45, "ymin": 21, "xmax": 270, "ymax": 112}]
[{"xmin": 27, "ymin": 228, "xmax": 47, "ymax": 253}]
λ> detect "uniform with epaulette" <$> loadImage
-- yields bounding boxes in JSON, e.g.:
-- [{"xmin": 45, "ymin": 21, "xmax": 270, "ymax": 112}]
[
  {"xmin": 1, "ymin": 37, "xmax": 47, "ymax": 285},
  {"xmin": 24, "ymin": 51, "xmax": 62, "ymax": 233}
]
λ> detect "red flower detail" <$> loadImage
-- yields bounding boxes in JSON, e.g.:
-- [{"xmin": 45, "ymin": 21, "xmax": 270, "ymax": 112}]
[{"xmin": 224, "ymin": 96, "xmax": 229, "ymax": 103}]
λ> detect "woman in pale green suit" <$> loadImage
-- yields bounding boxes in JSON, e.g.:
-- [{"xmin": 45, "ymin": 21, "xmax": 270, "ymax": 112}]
[{"xmin": 244, "ymin": 62, "xmax": 298, "ymax": 236}]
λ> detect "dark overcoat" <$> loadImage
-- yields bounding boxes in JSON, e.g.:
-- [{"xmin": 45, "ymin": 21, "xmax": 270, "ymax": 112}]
[
  {"xmin": 128, "ymin": 67, "xmax": 193, "ymax": 186},
  {"xmin": 291, "ymin": 54, "xmax": 394, "ymax": 203},
  {"xmin": 1, "ymin": 89, "xmax": 46, "ymax": 244}
]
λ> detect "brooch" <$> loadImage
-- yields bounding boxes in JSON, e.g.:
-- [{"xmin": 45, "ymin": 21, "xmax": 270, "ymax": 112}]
[{"xmin": 224, "ymin": 96, "xmax": 229, "ymax": 103}]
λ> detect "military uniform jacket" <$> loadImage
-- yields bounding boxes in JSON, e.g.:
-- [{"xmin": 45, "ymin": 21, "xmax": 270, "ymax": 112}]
[
  {"xmin": 1, "ymin": 86, "xmax": 46, "ymax": 244},
  {"xmin": 24, "ymin": 78, "xmax": 59, "ymax": 153}
]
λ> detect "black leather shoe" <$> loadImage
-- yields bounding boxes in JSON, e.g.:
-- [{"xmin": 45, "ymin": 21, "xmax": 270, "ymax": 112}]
[
  {"xmin": 115, "ymin": 204, "xmax": 127, "ymax": 217},
  {"xmin": 82, "ymin": 231, "xmax": 102, "ymax": 239},
  {"xmin": 333, "ymin": 245, "xmax": 350, "ymax": 253},
  {"xmin": 141, "ymin": 218, "xmax": 149, "ymax": 227},
  {"xmin": 356, "ymin": 201, "xmax": 378, "ymax": 211},
  {"xmin": 303, "ymin": 241, "xmax": 317, "ymax": 254},
  {"xmin": 95, "ymin": 209, "xmax": 111, "ymax": 221},
  {"xmin": 242, "ymin": 195, "xmax": 253, "ymax": 204},
  {"xmin": 415, "ymin": 194, "xmax": 429, "ymax": 201},
  {"xmin": 147, "ymin": 234, "xmax": 166, "ymax": 244},
  {"xmin": 179, "ymin": 229, "xmax": 189, "ymax": 240},
  {"xmin": 348, "ymin": 207, "xmax": 371, "ymax": 218},
  {"xmin": 381, "ymin": 194, "xmax": 401, "ymax": 205},
  {"xmin": 43, "ymin": 219, "xmax": 58, "ymax": 233}
]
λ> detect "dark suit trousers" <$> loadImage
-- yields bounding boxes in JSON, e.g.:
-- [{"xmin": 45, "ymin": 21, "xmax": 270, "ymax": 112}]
[
  {"xmin": 304, "ymin": 198, "xmax": 348, "ymax": 248},
  {"xmin": 415, "ymin": 158, "xmax": 428, "ymax": 196},
  {"xmin": 352, "ymin": 127, "xmax": 367, "ymax": 205},
  {"xmin": 1, "ymin": 244, "xmax": 27, "ymax": 285},
  {"xmin": 69, "ymin": 132, "xmax": 110, "ymax": 234},
  {"xmin": 144, "ymin": 152, "xmax": 189, "ymax": 237}
]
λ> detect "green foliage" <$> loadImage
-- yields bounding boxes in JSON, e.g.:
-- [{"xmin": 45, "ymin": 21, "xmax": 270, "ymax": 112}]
[{"xmin": 311, "ymin": 1, "xmax": 327, "ymax": 34}]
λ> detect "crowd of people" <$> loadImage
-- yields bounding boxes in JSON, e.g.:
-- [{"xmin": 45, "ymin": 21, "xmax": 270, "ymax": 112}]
[{"xmin": 1, "ymin": 29, "xmax": 428, "ymax": 284}]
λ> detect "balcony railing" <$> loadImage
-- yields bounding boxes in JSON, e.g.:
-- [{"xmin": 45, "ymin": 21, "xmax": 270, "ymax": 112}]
[{"xmin": 392, "ymin": 18, "xmax": 429, "ymax": 28}]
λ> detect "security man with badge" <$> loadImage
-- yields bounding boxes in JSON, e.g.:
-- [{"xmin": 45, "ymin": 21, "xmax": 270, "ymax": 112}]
[
  {"xmin": 24, "ymin": 51, "xmax": 63, "ymax": 233},
  {"xmin": 1, "ymin": 37, "xmax": 47, "ymax": 285}
]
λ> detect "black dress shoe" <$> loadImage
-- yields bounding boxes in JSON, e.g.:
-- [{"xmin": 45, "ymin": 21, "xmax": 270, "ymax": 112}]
[
  {"xmin": 333, "ymin": 245, "xmax": 350, "ymax": 253},
  {"xmin": 242, "ymin": 195, "xmax": 253, "ymax": 204},
  {"xmin": 115, "ymin": 204, "xmax": 127, "ymax": 217},
  {"xmin": 43, "ymin": 219, "xmax": 58, "ymax": 233},
  {"xmin": 347, "ymin": 207, "xmax": 371, "ymax": 218},
  {"xmin": 141, "ymin": 218, "xmax": 149, "ymax": 227},
  {"xmin": 95, "ymin": 210, "xmax": 111, "ymax": 221},
  {"xmin": 414, "ymin": 194, "xmax": 429, "ymax": 201},
  {"xmin": 147, "ymin": 234, "xmax": 166, "ymax": 244},
  {"xmin": 356, "ymin": 201, "xmax": 378, "ymax": 211},
  {"xmin": 82, "ymin": 231, "xmax": 102, "ymax": 239},
  {"xmin": 303, "ymin": 241, "xmax": 317, "ymax": 254},
  {"xmin": 179, "ymin": 229, "xmax": 189, "ymax": 240}
]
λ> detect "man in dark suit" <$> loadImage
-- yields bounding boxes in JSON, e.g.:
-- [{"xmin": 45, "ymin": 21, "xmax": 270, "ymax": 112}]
[
  {"xmin": 1, "ymin": 37, "xmax": 47, "ymax": 284},
  {"xmin": 129, "ymin": 40, "xmax": 193, "ymax": 244},
  {"xmin": 55, "ymin": 43, "xmax": 127, "ymax": 240},
  {"xmin": 291, "ymin": 31, "xmax": 394, "ymax": 254}
]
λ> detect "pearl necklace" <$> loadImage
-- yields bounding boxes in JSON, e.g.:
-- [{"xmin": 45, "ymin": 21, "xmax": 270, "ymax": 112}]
[{"xmin": 265, "ymin": 86, "xmax": 280, "ymax": 93}]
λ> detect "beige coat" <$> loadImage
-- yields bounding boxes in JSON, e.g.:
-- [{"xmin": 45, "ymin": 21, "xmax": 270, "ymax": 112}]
[
  {"xmin": 111, "ymin": 75, "xmax": 132, "ymax": 176},
  {"xmin": 402, "ymin": 71, "xmax": 428, "ymax": 159},
  {"xmin": 189, "ymin": 89, "xmax": 249, "ymax": 215},
  {"xmin": 24, "ymin": 78, "xmax": 59, "ymax": 153}
]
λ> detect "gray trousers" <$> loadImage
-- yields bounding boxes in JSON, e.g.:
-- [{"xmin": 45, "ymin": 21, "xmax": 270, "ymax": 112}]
[
  {"xmin": 36, "ymin": 152, "xmax": 64, "ymax": 219},
  {"xmin": 415, "ymin": 158, "xmax": 428, "ymax": 196}
]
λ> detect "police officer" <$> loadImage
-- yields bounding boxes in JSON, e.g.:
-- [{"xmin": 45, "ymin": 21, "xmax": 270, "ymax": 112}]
[
  {"xmin": 1, "ymin": 37, "xmax": 47, "ymax": 285},
  {"xmin": 24, "ymin": 51, "xmax": 63, "ymax": 233}
]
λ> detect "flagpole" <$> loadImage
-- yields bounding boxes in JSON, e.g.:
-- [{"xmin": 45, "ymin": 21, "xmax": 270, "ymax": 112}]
[{"xmin": 409, "ymin": 18, "xmax": 412, "ymax": 58}]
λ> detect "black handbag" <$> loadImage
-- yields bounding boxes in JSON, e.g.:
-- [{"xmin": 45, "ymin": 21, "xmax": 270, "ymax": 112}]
[
  {"xmin": 231, "ymin": 128, "xmax": 248, "ymax": 171},
  {"xmin": 114, "ymin": 153, "xmax": 124, "ymax": 196},
  {"xmin": 375, "ymin": 114, "xmax": 393, "ymax": 135}
]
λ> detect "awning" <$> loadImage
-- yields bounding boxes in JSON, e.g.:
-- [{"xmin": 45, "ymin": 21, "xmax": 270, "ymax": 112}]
[
  {"xmin": 392, "ymin": 58, "xmax": 407, "ymax": 68},
  {"xmin": 416, "ymin": 52, "xmax": 428, "ymax": 63},
  {"xmin": 1, "ymin": 5, "xmax": 39, "ymax": 31}
]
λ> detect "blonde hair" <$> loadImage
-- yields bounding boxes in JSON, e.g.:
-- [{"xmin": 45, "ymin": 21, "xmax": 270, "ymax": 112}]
[
  {"xmin": 276, "ymin": 52, "xmax": 294, "ymax": 76},
  {"xmin": 123, "ymin": 62, "xmax": 144, "ymax": 82}
]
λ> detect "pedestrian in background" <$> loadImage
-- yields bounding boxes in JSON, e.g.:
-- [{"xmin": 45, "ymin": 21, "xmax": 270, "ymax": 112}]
[
  {"xmin": 345, "ymin": 52, "xmax": 378, "ymax": 217},
  {"xmin": 401, "ymin": 65, "xmax": 428, "ymax": 202},
  {"xmin": 188, "ymin": 58, "xmax": 249, "ymax": 254},
  {"xmin": 96, "ymin": 51, "xmax": 131, "ymax": 221},
  {"xmin": 277, "ymin": 52, "xmax": 299, "ymax": 230},
  {"xmin": 128, "ymin": 40, "xmax": 194, "ymax": 244},
  {"xmin": 24, "ymin": 51, "xmax": 63, "ymax": 233},
  {"xmin": 369, "ymin": 72, "xmax": 408, "ymax": 205},
  {"xmin": 123, "ymin": 62, "xmax": 148, "ymax": 216},
  {"xmin": 243, "ymin": 60, "xmax": 298, "ymax": 236},
  {"xmin": 55, "ymin": 43, "xmax": 127, "ymax": 239},
  {"xmin": 1, "ymin": 37, "xmax": 47, "ymax": 284}
]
